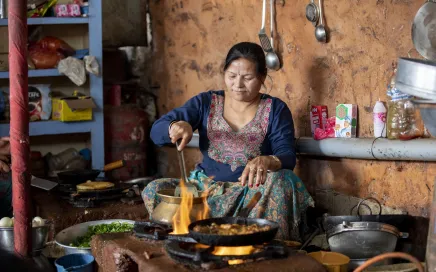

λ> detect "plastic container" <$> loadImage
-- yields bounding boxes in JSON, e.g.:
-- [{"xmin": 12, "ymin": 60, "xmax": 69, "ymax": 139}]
[
  {"xmin": 55, "ymin": 254, "xmax": 94, "ymax": 272},
  {"xmin": 386, "ymin": 67, "xmax": 421, "ymax": 140},
  {"xmin": 373, "ymin": 100, "xmax": 387, "ymax": 138},
  {"xmin": 308, "ymin": 251, "xmax": 350, "ymax": 272}
]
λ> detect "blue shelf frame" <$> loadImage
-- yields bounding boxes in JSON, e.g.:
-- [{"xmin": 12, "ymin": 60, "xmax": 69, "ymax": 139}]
[
  {"xmin": 0, "ymin": 17, "xmax": 89, "ymax": 26},
  {"xmin": 0, "ymin": 69, "xmax": 61, "ymax": 79},
  {"xmin": 0, "ymin": 1, "xmax": 104, "ymax": 170},
  {"xmin": 0, "ymin": 121, "xmax": 93, "ymax": 136}
]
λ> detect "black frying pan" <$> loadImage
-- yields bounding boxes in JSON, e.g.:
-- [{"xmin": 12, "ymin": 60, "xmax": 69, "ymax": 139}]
[
  {"xmin": 188, "ymin": 217, "xmax": 279, "ymax": 246},
  {"xmin": 57, "ymin": 160, "xmax": 125, "ymax": 184}
]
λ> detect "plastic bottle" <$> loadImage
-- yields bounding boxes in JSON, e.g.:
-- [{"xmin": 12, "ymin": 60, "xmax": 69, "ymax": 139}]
[
  {"xmin": 373, "ymin": 99, "xmax": 387, "ymax": 138},
  {"xmin": 386, "ymin": 66, "xmax": 420, "ymax": 140}
]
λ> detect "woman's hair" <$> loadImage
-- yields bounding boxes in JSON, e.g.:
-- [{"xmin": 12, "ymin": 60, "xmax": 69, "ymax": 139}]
[{"xmin": 223, "ymin": 42, "xmax": 267, "ymax": 77}]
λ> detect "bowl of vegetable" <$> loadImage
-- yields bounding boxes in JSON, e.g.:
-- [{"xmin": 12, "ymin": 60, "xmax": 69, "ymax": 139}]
[
  {"xmin": 0, "ymin": 216, "xmax": 50, "ymax": 253},
  {"xmin": 55, "ymin": 219, "xmax": 134, "ymax": 255}
]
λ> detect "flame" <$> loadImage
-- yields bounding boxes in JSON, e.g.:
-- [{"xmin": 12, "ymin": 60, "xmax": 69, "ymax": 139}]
[
  {"xmin": 195, "ymin": 244, "xmax": 257, "ymax": 265},
  {"xmin": 171, "ymin": 179, "xmax": 210, "ymax": 235}
]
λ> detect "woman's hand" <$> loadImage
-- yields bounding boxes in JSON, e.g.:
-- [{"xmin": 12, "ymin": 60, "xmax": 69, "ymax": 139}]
[
  {"xmin": 169, "ymin": 121, "xmax": 193, "ymax": 151},
  {"xmin": 239, "ymin": 156, "xmax": 275, "ymax": 188},
  {"xmin": 240, "ymin": 156, "xmax": 282, "ymax": 187}
]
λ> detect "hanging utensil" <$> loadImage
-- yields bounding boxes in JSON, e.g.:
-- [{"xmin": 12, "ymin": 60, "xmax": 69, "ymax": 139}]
[
  {"xmin": 259, "ymin": 0, "xmax": 273, "ymax": 52},
  {"xmin": 412, "ymin": 0, "xmax": 436, "ymax": 60},
  {"xmin": 266, "ymin": 0, "xmax": 281, "ymax": 71},
  {"xmin": 174, "ymin": 141, "xmax": 199, "ymax": 197},
  {"xmin": 305, "ymin": 0, "xmax": 319, "ymax": 26},
  {"xmin": 314, "ymin": 0, "xmax": 327, "ymax": 43}
]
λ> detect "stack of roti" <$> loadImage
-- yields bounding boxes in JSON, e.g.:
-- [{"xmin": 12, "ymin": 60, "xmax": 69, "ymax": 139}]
[{"xmin": 76, "ymin": 180, "xmax": 115, "ymax": 191}]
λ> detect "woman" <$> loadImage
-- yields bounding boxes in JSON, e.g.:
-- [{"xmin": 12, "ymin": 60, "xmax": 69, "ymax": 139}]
[{"xmin": 143, "ymin": 42, "xmax": 314, "ymax": 240}]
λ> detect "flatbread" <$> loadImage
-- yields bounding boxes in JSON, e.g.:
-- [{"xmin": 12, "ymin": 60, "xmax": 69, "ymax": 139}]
[{"xmin": 76, "ymin": 181, "xmax": 115, "ymax": 191}]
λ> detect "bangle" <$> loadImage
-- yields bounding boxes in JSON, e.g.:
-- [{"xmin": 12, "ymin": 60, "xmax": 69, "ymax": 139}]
[{"xmin": 269, "ymin": 155, "xmax": 282, "ymax": 169}]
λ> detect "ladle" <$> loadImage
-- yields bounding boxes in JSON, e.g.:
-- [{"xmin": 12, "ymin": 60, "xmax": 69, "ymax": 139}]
[
  {"xmin": 265, "ymin": 0, "xmax": 280, "ymax": 71},
  {"xmin": 314, "ymin": 0, "xmax": 327, "ymax": 43}
]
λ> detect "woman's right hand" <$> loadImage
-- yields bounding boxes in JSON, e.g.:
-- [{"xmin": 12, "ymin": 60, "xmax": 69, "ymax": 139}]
[{"xmin": 169, "ymin": 121, "xmax": 193, "ymax": 151}]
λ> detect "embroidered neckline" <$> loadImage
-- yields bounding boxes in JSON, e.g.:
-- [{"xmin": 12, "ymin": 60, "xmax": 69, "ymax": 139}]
[{"xmin": 207, "ymin": 93, "xmax": 272, "ymax": 171}]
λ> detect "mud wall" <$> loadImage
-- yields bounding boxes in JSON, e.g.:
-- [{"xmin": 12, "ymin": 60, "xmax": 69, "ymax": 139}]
[{"xmin": 148, "ymin": 0, "xmax": 435, "ymax": 217}]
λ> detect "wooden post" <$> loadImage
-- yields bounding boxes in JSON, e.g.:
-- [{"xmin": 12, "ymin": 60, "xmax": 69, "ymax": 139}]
[{"xmin": 8, "ymin": 0, "xmax": 31, "ymax": 257}]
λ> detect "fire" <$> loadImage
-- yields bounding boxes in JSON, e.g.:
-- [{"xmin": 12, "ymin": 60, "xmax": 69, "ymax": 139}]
[
  {"xmin": 171, "ymin": 179, "xmax": 210, "ymax": 235},
  {"xmin": 195, "ymin": 244, "xmax": 257, "ymax": 265},
  {"xmin": 213, "ymin": 245, "xmax": 257, "ymax": 265}
]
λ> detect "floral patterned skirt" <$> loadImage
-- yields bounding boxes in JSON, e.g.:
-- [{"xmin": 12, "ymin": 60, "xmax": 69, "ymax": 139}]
[{"xmin": 142, "ymin": 169, "xmax": 314, "ymax": 241}]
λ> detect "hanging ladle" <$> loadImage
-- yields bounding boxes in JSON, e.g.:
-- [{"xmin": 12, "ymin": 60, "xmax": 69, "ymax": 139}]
[
  {"xmin": 314, "ymin": 0, "xmax": 327, "ymax": 43},
  {"xmin": 265, "ymin": 0, "xmax": 280, "ymax": 71}
]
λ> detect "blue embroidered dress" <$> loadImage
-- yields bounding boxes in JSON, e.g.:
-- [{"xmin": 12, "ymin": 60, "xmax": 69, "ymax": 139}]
[
  {"xmin": 144, "ymin": 90, "xmax": 314, "ymax": 240},
  {"xmin": 151, "ymin": 91, "xmax": 296, "ymax": 181}
]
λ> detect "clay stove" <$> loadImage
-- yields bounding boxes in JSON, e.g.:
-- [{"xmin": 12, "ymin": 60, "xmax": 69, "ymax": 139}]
[{"xmin": 91, "ymin": 222, "xmax": 326, "ymax": 272}]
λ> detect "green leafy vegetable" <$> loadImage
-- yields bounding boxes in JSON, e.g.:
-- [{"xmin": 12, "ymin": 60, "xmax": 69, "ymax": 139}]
[{"xmin": 70, "ymin": 222, "xmax": 133, "ymax": 248}]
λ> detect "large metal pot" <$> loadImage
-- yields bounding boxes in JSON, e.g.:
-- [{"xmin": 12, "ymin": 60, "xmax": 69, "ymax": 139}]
[
  {"xmin": 0, "ymin": 223, "xmax": 50, "ymax": 253},
  {"xmin": 326, "ymin": 221, "xmax": 408, "ymax": 260},
  {"xmin": 55, "ymin": 219, "xmax": 134, "ymax": 255},
  {"xmin": 151, "ymin": 189, "xmax": 207, "ymax": 226}
]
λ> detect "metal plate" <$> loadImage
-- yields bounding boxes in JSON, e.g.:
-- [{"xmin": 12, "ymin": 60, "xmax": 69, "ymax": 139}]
[
  {"xmin": 55, "ymin": 219, "xmax": 135, "ymax": 255},
  {"xmin": 412, "ymin": 1, "xmax": 436, "ymax": 60}
]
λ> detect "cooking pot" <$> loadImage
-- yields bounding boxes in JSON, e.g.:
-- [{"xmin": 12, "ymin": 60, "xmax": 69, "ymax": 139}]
[
  {"xmin": 326, "ymin": 221, "xmax": 408, "ymax": 260},
  {"xmin": 151, "ymin": 189, "xmax": 207, "ymax": 226},
  {"xmin": 322, "ymin": 197, "xmax": 411, "ymax": 233}
]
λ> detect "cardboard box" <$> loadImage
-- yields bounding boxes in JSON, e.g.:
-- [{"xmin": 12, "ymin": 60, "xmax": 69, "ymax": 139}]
[
  {"xmin": 52, "ymin": 96, "xmax": 96, "ymax": 122},
  {"xmin": 310, "ymin": 105, "xmax": 328, "ymax": 137},
  {"xmin": 335, "ymin": 104, "xmax": 357, "ymax": 138}
]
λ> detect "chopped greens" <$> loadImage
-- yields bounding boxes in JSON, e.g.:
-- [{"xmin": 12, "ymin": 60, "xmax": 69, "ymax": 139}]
[{"xmin": 70, "ymin": 222, "xmax": 133, "ymax": 248}]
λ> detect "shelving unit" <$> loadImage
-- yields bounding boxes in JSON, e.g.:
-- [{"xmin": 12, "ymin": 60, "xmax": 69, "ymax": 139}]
[{"xmin": 0, "ymin": 0, "xmax": 104, "ymax": 169}]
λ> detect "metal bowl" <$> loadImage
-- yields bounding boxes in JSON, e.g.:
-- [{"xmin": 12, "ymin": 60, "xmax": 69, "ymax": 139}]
[
  {"xmin": 55, "ymin": 219, "xmax": 134, "ymax": 255},
  {"xmin": 412, "ymin": 99, "xmax": 436, "ymax": 136},
  {"xmin": 0, "ymin": 221, "xmax": 50, "ymax": 253}
]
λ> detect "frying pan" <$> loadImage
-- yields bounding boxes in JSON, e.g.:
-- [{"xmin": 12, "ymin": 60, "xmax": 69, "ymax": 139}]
[
  {"xmin": 57, "ymin": 160, "xmax": 125, "ymax": 184},
  {"xmin": 188, "ymin": 217, "xmax": 279, "ymax": 246},
  {"xmin": 412, "ymin": 0, "xmax": 436, "ymax": 60}
]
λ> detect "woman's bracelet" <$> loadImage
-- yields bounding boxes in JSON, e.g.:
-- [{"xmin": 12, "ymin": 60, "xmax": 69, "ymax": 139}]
[
  {"xmin": 169, "ymin": 121, "xmax": 178, "ymax": 132},
  {"xmin": 269, "ymin": 155, "xmax": 282, "ymax": 170}
]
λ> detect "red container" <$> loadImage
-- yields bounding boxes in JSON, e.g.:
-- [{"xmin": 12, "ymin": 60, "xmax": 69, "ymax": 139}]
[
  {"xmin": 105, "ymin": 105, "xmax": 149, "ymax": 181},
  {"xmin": 310, "ymin": 105, "xmax": 328, "ymax": 137}
]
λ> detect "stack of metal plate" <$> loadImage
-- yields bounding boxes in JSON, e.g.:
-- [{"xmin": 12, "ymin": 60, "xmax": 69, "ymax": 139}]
[{"xmin": 396, "ymin": 57, "xmax": 436, "ymax": 135}]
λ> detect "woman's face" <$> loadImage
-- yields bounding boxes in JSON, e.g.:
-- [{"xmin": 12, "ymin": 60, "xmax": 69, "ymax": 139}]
[{"xmin": 224, "ymin": 58, "xmax": 265, "ymax": 102}]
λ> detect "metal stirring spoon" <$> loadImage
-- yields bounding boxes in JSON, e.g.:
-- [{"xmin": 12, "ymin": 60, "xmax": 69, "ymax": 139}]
[
  {"xmin": 314, "ymin": 0, "xmax": 327, "ymax": 43},
  {"xmin": 265, "ymin": 0, "xmax": 280, "ymax": 71}
]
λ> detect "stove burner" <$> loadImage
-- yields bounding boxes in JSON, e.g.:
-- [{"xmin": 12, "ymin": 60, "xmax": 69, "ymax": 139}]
[
  {"xmin": 164, "ymin": 240, "xmax": 290, "ymax": 270},
  {"xmin": 134, "ymin": 222, "xmax": 197, "ymax": 243}
]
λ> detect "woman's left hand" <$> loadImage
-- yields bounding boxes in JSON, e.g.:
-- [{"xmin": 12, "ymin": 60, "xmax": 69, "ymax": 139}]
[{"xmin": 239, "ymin": 156, "xmax": 272, "ymax": 188}]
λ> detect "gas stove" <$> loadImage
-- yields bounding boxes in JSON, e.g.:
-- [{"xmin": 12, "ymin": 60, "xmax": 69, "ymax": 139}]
[{"xmin": 134, "ymin": 221, "xmax": 293, "ymax": 270}]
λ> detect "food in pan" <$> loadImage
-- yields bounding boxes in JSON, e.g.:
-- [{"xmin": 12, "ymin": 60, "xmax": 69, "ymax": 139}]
[
  {"xmin": 76, "ymin": 180, "xmax": 115, "ymax": 191},
  {"xmin": 193, "ymin": 223, "xmax": 271, "ymax": 235}
]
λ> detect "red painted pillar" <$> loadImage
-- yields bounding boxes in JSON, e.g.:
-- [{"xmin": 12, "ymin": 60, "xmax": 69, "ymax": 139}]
[{"xmin": 8, "ymin": 0, "xmax": 31, "ymax": 257}]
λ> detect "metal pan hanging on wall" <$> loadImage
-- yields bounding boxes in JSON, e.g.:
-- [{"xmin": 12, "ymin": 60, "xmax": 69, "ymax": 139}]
[{"xmin": 412, "ymin": 0, "xmax": 436, "ymax": 60}]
